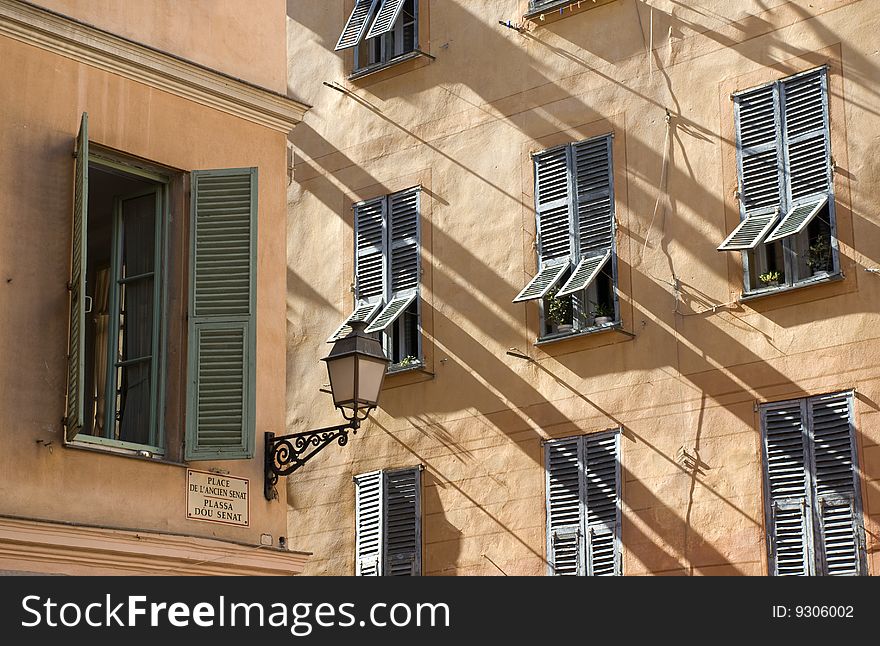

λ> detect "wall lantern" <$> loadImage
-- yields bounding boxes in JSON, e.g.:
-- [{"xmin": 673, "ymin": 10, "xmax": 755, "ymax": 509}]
[{"xmin": 265, "ymin": 321, "xmax": 389, "ymax": 500}]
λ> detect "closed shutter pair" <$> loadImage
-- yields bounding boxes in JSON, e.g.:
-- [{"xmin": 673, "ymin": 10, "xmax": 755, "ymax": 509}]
[
  {"xmin": 65, "ymin": 113, "xmax": 257, "ymax": 460},
  {"xmin": 762, "ymin": 391, "xmax": 867, "ymax": 576},
  {"xmin": 328, "ymin": 188, "xmax": 420, "ymax": 343},
  {"xmin": 719, "ymin": 67, "xmax": 832, "ymax": 251},
  {"xmin": 355, "ymin": 467, "xmax": 422, "ymax": 575},
  {"xmin": 514, "ymin": 134, "xmax": 614, "ymax": 303},
  {"xmin": 336, "ymin": 0, "xmax": 409, "ymax": 50},
  {"xmin": 545, "ymin": 431, "xmax": 621, "ymax": 576}
]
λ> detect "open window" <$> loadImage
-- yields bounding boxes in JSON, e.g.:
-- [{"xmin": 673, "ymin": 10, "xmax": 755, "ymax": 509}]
[{"xmin": 335, "ymin": 0, "xmax": 419, "ymax": 75}]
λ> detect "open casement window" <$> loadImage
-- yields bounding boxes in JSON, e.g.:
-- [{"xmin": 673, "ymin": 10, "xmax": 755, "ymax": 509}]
[
  {"xmin": 761, "ymin": 392, "xmax": 867, "ymax": 576},
  {"xmin": 722, "ymin": 67, "xmax": 838, "ymax": 293},
  {"xmin": 337, "ymin": 0, "xmax": 419, "ymax": 73},
  {"xmin": 545, "ymin": 431, "xmax": 621, "ymax": 576},
  {"xmin": 185, "ymin": 169, "xmax": 258, "ymax": 460},
  {"xmin": 354, "ymin": 467, "xmax": 422, "ymax": 576},
  {"xmin": 331, "ymin": 187, "xmax": 421, "ymax": 368},
  {"xmin": 515, "ymin": 135, "xmax": 617, "ymax": 339}
]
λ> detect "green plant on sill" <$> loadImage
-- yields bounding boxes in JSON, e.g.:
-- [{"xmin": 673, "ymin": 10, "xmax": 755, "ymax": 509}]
[
  {"xmin": 807, "ymin": 235, "xmax": 832, "ymax": 273},
  {"xmin": 545, "ymin": 288, "xmax": 572, "ymax": 326},
  {"xmin": 759, "ymin": 270, "xmax": 781, "ymax": 285},
  {"xmin": 591, "ymin": 302, "xmax": 613, "ymax": 318},
  {"xmin": 397, "ymin": 355, "xmax": 419, "ymax": 368}
]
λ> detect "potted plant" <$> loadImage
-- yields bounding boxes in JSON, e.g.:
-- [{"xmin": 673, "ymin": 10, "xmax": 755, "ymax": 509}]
[
  {"xmin": 758, "ymin": 270, "xmax": 781, "ymax": 288},
  {"xmin": 807, "ymin": 235, "xmax": 832, "ymax": 276},
  {"xmin": 397, "ymin": 355, "xmax": 419, "ymax": 369},
  {"xmin": 591, "ymin": 302, "xmax": 614, "ymax": 326},
  {"xmin": 545, "ymin": 288, "xmax": 573, "ymax": 333}
]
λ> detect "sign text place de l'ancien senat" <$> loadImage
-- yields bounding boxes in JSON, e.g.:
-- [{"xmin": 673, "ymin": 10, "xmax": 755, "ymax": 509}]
[{"xmin": 186, "ymin": 469, "xmax": 249, "ymax": 527}]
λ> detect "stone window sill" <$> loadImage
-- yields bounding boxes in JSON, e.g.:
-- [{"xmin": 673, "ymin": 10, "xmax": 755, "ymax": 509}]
[
  {"xmin": 348, "ymin": 50, "xmax": 431, "ymax": 81},
  {"xmin": 739, "ymin": 272, "xmax": 843, "ymax": 303}
]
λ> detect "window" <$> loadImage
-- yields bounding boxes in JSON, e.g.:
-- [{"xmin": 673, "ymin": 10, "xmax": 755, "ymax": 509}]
[
  {"xmin": 335, "ymin": 0, "xmax": 418, "ymax": 73},
  {"xmin": 65, "ymin": 113, "xmax": 258, "ymax": 460},
  {"xmin": 354, "ymin": 467, "xmax": 422, "ymax": 576},
  {"xmin": 761, "ymin": 392, "xmax": 867, "ymax": 576},
  {"xmin": 545, "ymin": 431, "xmax": 621, "ymax": 576},
  {"xmin": 328, "ymin": 187, "xmax": 421, "ymax": 370},
  {"xmin": 514, "ymin": 134, "xmax": 618, "ymax": 339},
  {"xmin": 719, "ymin": 67, "xmax": 838, "ymax": 294}
]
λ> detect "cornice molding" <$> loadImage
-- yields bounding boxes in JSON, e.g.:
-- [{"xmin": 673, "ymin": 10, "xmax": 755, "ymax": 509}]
[
  {"xmin": 0, "ymin": 516, "xmax": 310, "ymax": 576},
  {"xmin": 0, "ymin": 0, "xmax": 308, "ymax": 133}
]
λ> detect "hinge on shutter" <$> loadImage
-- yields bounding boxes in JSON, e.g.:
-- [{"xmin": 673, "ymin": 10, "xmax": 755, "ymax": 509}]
[
  {"xmin": 66, "ymin": 281, "xmax": 72, "ymax": 291},
  {"xmin": 350, "ymin": 282, "xmax": 356, "ymax": 293},
  {"xmin": 830, "ymin": 156, "xmax": 836, "ymax": 179}
]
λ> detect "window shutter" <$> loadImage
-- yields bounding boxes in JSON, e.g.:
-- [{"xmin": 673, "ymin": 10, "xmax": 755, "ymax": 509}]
[
  {"xmin": 534, "ymin": 147, "xmax": 573, "ymax": 264},
  {"xmin": 365, "ymin": 0, "xmax": 407, "ymax": 39},
  {"xmin": 584, "ymin": 432, "xmax": 621, "ymax": 576},
  {"xmin": 572, "ymin": 135, "xmax": 614, "ymax": 256},
  {"xmin": 186, "ymin": 168, "xmax": 257, "ymax": 460},
  {"xmin": 545, "ymin": 437, "xmax": 584, "ymax": 575},
  {"xmin": 764, "ymin": 195, "xmax": 827, "ymax": 243},
  {"xmin": 762, "ymin": 401, "xmax": 813, "ymax": 575},
  {"xmin": 335, "ymin": 0, "xmax": 380, "ymax": 50},
  {"xmin": 512, "ymin": 262, "xmax": 568, "ymax": 303},
  {"xmin": 720, "ymin": 84, "xmax": 782, "ymax": 250},
  {"xmin": 354, "ymin": 196, "xmax": 386, "ymax": 302},
  {"xmin": 65, "ymin": 112, "xmax": 88, "ymax": 441},
  {"xmin": 782, "ymin": 69, "xmax": 831, "ymax": 204},
  {"xmin": 327, "ymin": 302, "xmax": 383, "ymax": 343},
  {"xmin": 556, "ymin": 250, "xmax": 611, "ymax": 298},
  {"xmin": 364, "ymin": 292, "xmax": 417, "ymax": 333},
  {"xmin": 388, "ymin": 187, "xmax": 419, "ymax": 294},
  {"xmin": 355, "ymin": 471, "xmax": 384, "ymax": 576},
  {"xmin": 384, "ymin": 467, "xmax": 422, "ymax": 576},
  {"xmin": 809, "ymin": 392, "xmax": 866, "ymax": 575}
]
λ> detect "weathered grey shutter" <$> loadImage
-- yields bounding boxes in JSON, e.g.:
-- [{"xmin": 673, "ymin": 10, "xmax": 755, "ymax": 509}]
[
  {"xmin": 556, "ymin": 250, "xmax": 611, "ymax": 297},
  {"xmin": 762, "ymin": 401, "xmax": 813, "ymax": 575},
  {"xmin": 354, "ymin": 196, "xmax": 386, "ymax": 302},
  {"xmin": 327, "ymin": 301, "xmax": 382, "ymax": 343},
  {"xmin": 384, "ymin": 467, "xmax": 422, "ymax": 576},
  {"xmin": 65, "ymin": 113, "xmax": 88, "ymax": 441},
  {"xmin": 388, "ymin": 188, "xmax": 419, "ymax": 295},
  {"xmin": 545, "ymin": 437, "xmax": 584, "ymax": 575},
  {"xmin": 719, "ymin": 83, "xmax": 782, "ymax": 251},
  {"xmin": 186, "ymin": 168, "xmax": 257, "ymax": 460},
  {"xmin": 572, "ymin": 135, "xmax": 614, "ymax": 256},
  {"xmin": 364, "ymin": 292, "xmax": 417, "ymax": 333},
  {"xmin": 355, "ymin": 471, "xmax": 384, "ymax": 576},
  {"xmin": 809, "ymin": 392, "xmax": 866, "ymax": 575},
  {"xmin": 335, "ymin": 0, "xmax": 380, "ymax": 50},
  {"xmin": 765, "ymin": 68, "xmax": 832, "ymax": 242},
  {"xmin": 514, "ymin": 147, "xmax": 572, "ymax": 302},
  {"xmin": 365, "ymin": 0, "xmax": 407, "ymax": 39},
  {"xmin": 584, "ymin": 431, "xmax": 621, "ymax": 576}
]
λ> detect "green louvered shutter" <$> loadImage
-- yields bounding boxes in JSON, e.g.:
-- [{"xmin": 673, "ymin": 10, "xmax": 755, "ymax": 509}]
[
  {"xmin": 545, "ymin": 437, "xmax": 584, "ymax": 575},
  {"xmin": 65, "ymin": 112, "xmax": 88, "ymax": 441},
  {"xmin": 719, "ymin": 83, "xmax": 783, "ymax": 251},
  {"xmin": 809, "ymin": 393, "xmax": 866, "ymax": 576},
  {"xmin": 355, "ymin": 471, "xmax": 384, "ymax": 576},
  {"xmin": 584, "ymin": 431, "xmax": 621, "ymax": 576},
  {"xmin": 762, "ymin": 400, "xmax": 814, "ymax": 575},
  {"xmin": 384, "ymin": 467, "xmax": 422, "ymax": 576},
  {"xmin": 186, "ymin": 168, "xmax": 257, "ymax": 460}
]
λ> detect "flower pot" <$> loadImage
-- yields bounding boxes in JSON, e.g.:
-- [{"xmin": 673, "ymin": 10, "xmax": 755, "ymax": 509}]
[
  {"xmin": 593, "ymin": 316, "xmax": 612, "ymax": 326},
  {"xmin": 761, "ymin": 280, "xmax": 779, "ymax": 288},
  {"xmin": 555, "ymin": 323, "xmax": 573, "ymax": 334}
]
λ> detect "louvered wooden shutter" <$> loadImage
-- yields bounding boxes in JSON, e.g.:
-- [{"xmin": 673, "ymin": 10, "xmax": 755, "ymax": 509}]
[
  {"xmin": 572, "ymin": 135, "xmax": 614, "ymax": 257},
  {"xmin": 808, "ymin": 393, "xmax": 866, "ymax": 575},
  {"xmin": 762, "ymin": 401, "xmax": 813, "ymax": 575},
  {"xmin": 782, "ymin": 69, "xmax": 831, "ymax": 205},
  {"xmin": 365, "ymin": 0, "xmax": 407, "ymax": 39},
  {"xmin": 335, "ymin": 0, "xmax": 380, "ymax": 50},
  {"xmin": 545, "ymin": 437, "xmax": 584, "ymax": 575},
  {"xmin": 186, "ymin": 168, "xmax": 257, "ymax": 460},
  {"xmin": 354, "ymin": 196, "xmax": 386, "ymax": 302},
  {"xmin": 534, "ymin": 147, "xmax": 573, "ymax": 265},
  {"xmin": 389, "ymin": 188, "xmax": 419, "ymax": 295},
  {"xmin": 384, "ymin": 467, "xmax": 422, "ymax": 576},
  {"xmin": 584, "ymin": 432, "xmax": 621, "ymax": 576},
  {"xmin": 355, "ymin": 471, "xmax": 384, "ymax": 576},
  {"xmin": 65, "ymin": 112, "xmax": 88, "ymax": 441}
]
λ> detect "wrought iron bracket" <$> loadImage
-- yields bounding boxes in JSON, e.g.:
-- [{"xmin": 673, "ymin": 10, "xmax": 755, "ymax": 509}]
[{"xmin": 264, "ymin": 419, "xmax": 360, "ymax": 501}]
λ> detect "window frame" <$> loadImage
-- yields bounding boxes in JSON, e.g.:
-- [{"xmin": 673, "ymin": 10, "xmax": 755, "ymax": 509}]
[
  {"xmin": 70, "ymin": 149, "xmax": 171, "ymax": 457},
  {"xmin": 352, "ymin": 0, "xmax": 419, "ymax": 75}
]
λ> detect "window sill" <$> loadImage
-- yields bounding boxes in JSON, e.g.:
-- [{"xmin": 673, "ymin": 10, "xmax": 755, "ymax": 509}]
[
  {"xmin": 523, "ymin": 0, "xmax": 614, "ymax": 21},
  {"xmin": 535, "ymin": 320, "xmax": 628, "ymax": 346},
  {"xmin": 348, "ymin": 50, "xmax": 431, "ymax": 81},
  {"xmin": 65, "ymin": 438, "xmax": 186, "ymax": 467},
  {"xmin": 387, "ymin": 360, "xmax": 425, "ymax": 375},
  {"xmin": 739, "ymin": 272, "xmax": 843, "ymax": 303}
]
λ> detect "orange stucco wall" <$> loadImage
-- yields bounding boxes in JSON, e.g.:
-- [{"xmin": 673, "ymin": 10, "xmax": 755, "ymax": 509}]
[
  {"xmin": 30, "ymin": 0, "xmax": 288, "ymax": 92},
  {"xmin": 0, "ymin": 29, "xmax": 290, "ymax": 550},
  {"xmin": 285, "ymin": 0, "xmax": 880, "ymax": 575}
]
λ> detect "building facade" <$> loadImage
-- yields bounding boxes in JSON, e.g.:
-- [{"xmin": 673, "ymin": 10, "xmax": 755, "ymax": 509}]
[
  {"xmin": 286, "ymin": 0, "xmax": 880, "ymax": 575},
  {"xmin": 0, "ymin": 0, "xmax": 309, "ymax": 574}
]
